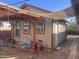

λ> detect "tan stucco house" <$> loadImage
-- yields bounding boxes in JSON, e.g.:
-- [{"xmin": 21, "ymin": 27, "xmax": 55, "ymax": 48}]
[{"xmin": 0, "ymin": 3, "xmax": 66, "ymax": 50}]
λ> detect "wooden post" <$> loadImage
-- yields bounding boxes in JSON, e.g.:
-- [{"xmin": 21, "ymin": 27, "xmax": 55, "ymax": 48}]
[{"xmin": 30, "ymin": 18, "xmax": 36, "ymax": 50}]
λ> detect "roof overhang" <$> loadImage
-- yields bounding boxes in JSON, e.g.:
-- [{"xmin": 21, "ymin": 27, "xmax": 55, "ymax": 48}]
[{"xmin": 0, "ymin": 2, "xmax": 42, "ymax": 20}]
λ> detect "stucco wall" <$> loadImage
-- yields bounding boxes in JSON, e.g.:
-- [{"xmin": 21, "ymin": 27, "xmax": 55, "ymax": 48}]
[
  {"xmin": 53, "ymin": 22, "xmax": 58, "ymax": 47},
  {"xmin": 58, "ymin": 22, "xmax": 66, "ymax": 44},
  {"xmin": 53, "ymin": 21, "xmax": 66, "ymax": 48}
]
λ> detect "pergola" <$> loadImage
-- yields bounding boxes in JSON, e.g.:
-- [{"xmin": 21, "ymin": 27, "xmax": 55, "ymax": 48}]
[
  {"xmin": 0, "ymin": 2, "xmax": 42, "ymax": 20},
  {"xmin": 0, "ymin": 2, "xmax": 45, "ymax": 42}
]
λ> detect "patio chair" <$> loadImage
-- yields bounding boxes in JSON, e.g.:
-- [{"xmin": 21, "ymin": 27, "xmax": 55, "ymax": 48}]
[
  {"xmin": 0, "ymin": 37, "xmax": 8, "ymax": 46},
  {"xmin": 15, "ymin": 39, "xmax": 32, "ymax": 52}
]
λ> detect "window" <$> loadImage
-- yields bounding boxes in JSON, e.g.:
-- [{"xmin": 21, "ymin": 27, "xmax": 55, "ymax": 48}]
[
  {"xmin": 23, "ymin": 21, "xmax": 30, "ymax": 33},
  {"xmin": 35, "ymin": 21, "xmax": 45, "ymax": 33},
  {"xmin": 15, "ymin": 21, "xmax": 20, "ymax": 37}
]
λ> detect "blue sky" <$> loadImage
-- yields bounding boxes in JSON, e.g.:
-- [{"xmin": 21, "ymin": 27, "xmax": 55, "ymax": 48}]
[{"xmin": 0, "ymin": 0, "xmax": 71, "ymax": 12}]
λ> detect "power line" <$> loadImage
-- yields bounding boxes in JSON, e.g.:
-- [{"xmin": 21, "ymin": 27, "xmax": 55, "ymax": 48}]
[
  {"xmin": 6, "ymin": 0, "xmax": 30, "ymax": 21},
  {"xmin": 6, "ymin": 0, "xmax": 30, "ymax": 22},
  {"xmin": 8, "ymin": 0, "xmax": 30, "ymax": 5}
]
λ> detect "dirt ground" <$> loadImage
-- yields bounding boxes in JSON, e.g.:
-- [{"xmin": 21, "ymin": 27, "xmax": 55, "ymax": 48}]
[{"xmin": 0, "ymin": 35, "xmax": 79, "ymax": 59}]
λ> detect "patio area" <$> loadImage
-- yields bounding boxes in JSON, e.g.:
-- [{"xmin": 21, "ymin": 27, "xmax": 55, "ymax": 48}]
[
  {"xmin": 0, "ymin": 46, "xmax": 33, "ymax": 59},
  {"xmin": 0, "ymin": 45, "xmax": 52, "ymax": 59},
  {"xmin": 0, "ymin": 35, "xmax": 79, "ymax": 59}
]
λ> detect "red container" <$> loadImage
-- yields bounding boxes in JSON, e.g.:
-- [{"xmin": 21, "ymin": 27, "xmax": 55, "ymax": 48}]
[{"xmin": 31, "ymin": 41, "xmax": 37, "ymax": 50}]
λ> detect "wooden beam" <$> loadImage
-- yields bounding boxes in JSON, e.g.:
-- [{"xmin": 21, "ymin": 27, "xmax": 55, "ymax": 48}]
[{"xmin": 0, "ymin": 2, "xmax": 41, "ymax": 18}]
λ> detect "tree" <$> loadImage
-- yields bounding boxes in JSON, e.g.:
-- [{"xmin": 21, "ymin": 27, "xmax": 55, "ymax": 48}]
[{"xmin": 67, "ymin": 22, "xmax": 77, "ymax": 31}]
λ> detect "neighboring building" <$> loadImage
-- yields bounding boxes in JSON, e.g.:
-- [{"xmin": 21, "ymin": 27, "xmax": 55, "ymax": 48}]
[
  {"xmin": 0, "ymin": 3, "xmax": 66, "ymax": 50},
  {"xmin": 0, "ymin": 22, "xmax": 11, "ymax": 30},
  {"xmin": 71, "ymin": 0, "xmax": 79, "ymax": 24}
]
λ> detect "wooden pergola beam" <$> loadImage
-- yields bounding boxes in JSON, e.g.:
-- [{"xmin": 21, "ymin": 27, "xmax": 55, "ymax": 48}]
[
  {"xmin": 0, "ymin": 2, "xmax": 42, "ymax": 18},
  {"xmin": 0, "ymin": 14, "xmax": 43, "ymax": 21}
]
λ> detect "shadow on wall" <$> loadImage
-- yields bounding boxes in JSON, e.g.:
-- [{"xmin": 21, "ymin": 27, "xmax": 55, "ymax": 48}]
[{"xmin": 53, "ymin": 31, "xmax": 66, "ymax": 48}]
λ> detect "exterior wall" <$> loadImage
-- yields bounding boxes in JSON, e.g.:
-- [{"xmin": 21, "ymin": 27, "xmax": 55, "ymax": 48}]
[
  {"xmin": 13, "ymin": 18, "xmax": 66, "ymax": 49},
  {"xmin": 53, "ymin": 21, "xmax": 66, "ymax": 48},
  {"xmin": 35, "ymin": 18, "xmax": 52, "ymax": 48},
  {"xmin": 53, "ymin": 22, "xmax": 58, "ymax": 47},
  {"xmin": 58, "ymin": 22, "xmax": 66, "ymax": 43},
  {"xmin": 13, "ymin": 20, "xmax": 34, "ymax": 42},
  {"xmin": 13, "ymin": 18, "xmax": 52, "ymax": 48}
]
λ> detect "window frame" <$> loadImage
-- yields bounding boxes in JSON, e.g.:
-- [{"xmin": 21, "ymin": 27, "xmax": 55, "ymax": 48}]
[
  {"xmin": 23, "ymin": 20, "xmax": 30, "ymax": 34},
  {"xmin": 15, "ymin": 21, "xmax": 20, "ymax": 37},
  {"xmin": 35, "ymin": 20, "xmax": 45, "ymax": 34}
]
